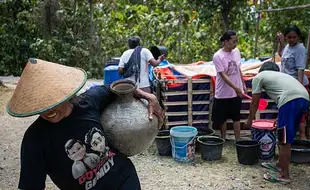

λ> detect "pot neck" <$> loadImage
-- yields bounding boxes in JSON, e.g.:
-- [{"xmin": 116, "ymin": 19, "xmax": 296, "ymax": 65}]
[
  {"xmin": 115, "ymin": 92, "xmax": 134, "ymax": 103},
  {"xmin": 110, "ymin": 80, "xmax": 137, "ymax": 103}
]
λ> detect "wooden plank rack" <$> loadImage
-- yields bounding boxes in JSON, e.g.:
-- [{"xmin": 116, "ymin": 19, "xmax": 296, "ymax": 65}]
[
  {"xmin": 155, "ymin": 75, "xmax": 278, "ymax": 130},
  {"xmin": 155, "ymin": 76, "xmax": 212, "ymax": 129}
]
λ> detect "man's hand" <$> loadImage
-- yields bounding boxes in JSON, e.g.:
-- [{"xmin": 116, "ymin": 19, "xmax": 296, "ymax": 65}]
[
  {"xmin": 134, "ymin": 89, "xmax": 164, "ymax": 129},
  {"xmin": 243, "ymin": 84, "xmax": 247, "ymax": 94},
  {"xmin": 245, "ymin": 118, "xmax": 253, "ymax": 129},
  {"xmin": 234, "ymin": 88, "xmax": 243, "ymax": 98},
  {"xmin": 158, "ymin": 54, "xmax": 167, "ymax": 62}
]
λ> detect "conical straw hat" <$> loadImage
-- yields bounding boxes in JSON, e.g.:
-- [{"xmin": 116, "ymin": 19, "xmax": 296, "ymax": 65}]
[{"xmin": 7, "ymin": 58, "xmax": 87, "ymax": 117}]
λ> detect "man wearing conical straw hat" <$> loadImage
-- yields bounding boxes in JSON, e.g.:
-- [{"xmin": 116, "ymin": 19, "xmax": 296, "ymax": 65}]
[{"xmin": 7, "ymin": 58, "xmax": 163, "ymax": 190}]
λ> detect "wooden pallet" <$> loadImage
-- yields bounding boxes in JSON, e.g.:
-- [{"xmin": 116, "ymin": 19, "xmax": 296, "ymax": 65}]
[{"xmin": 155, "ymin": 76, "xmax": 278, "ymax": 130}]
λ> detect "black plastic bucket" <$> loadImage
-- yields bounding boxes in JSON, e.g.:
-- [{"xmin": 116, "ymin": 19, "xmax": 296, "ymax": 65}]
[
  {"xmin": 258, "ymin": 56, "xmax": 272, "ymax": 62},
  {"xmin": 235, "ymin": 140, "xmax": 260, "ymax": 165},
  {"xmin": 155, "ymin": 130, "xmax": 171, "ymax": 156},
  {"xmin": 291, "ymin": 139, "xmax": 310, "ymax": 163},
  {"xmin": 150, "ymin": 46, "xmax": 168, "ymax": 59},
  {"xmin": 197, "ymin": 136, "xmax": 224, "ymax": 161},
  {"xmin": 195, "ymin": 127, "xmax": 215, "ymax": 152}
]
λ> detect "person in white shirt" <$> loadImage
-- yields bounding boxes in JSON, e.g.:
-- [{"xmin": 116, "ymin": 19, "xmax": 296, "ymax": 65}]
[{"xmin": 118, "ymin": 36, "xmax": 166, "ymax": 92}]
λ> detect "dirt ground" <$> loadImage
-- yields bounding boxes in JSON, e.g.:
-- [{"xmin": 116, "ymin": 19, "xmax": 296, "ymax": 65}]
[{"xmin": 1, "ymin": 78, "xmax": 310, "ymax": 190}]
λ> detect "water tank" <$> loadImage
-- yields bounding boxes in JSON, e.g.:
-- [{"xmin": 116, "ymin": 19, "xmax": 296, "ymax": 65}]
[{"xmin": 104, "ymin": 57, "xmax": 123, "ymax": 85}]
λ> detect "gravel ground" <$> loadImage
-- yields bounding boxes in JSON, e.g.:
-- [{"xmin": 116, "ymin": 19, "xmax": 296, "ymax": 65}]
[{"xmin": 1, "ymin": 77, "xmax": 310, "ymax": 190}]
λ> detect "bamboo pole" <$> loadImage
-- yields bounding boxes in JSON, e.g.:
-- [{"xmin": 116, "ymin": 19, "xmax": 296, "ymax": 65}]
[
  {"xmin": 253, "ymin": 0, "xmax": 262, "ymax": 58},
  {"xmin": 306, "ymin": 28, "xmax": 310, "ymax": 69},
  {"xmin": 177, "ymin": 7, "xmax": 182, "ymax": 64},
  {"xmin": 258, "ymin": 4, "xmax": 310, "ymax": 13},
  {"xmin": 253, "ymin": 12, "xmax": 260, "ymax": 58},
  {"xmin": 187, "ymin": 77, "xmax": 193, "ymax": 126}
]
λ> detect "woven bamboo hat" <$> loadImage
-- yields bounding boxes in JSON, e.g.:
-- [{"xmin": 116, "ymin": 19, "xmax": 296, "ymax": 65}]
[{"xmin": 7, "ymin": 58, "xmax": 87, "ymax": 117}]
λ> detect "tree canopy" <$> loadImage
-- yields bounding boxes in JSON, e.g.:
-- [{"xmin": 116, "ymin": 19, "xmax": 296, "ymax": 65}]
[{"xmin": 0, "ymin": 0, "xmax": 309, "ymax": 78}]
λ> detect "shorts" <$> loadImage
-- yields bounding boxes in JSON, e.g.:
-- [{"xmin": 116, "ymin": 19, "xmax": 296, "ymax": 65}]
[
  {"xmin": 277, "ymin": 98, "xmax": 309, "ymax": 144},
  {"xmin": 212, "ymin": 97, "xmax": 242, "ymax": 125}
]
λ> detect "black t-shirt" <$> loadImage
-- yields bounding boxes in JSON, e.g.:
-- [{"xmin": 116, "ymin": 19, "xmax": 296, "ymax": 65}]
[{"xmin": 18, "ymin": 86, "xmax": 138, "ymax": 190}]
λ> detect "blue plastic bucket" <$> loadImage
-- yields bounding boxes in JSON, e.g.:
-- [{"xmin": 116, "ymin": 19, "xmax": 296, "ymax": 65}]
[
  {"xmin": 170, "ymin": 126, "xmax": 198, "ymax": 162},
  {"xmin": 251, "ymin": 120, "xmax": 276, "ymax": 160},
  {"xmin": 104, "ymin": 65, "xmax": 124, "ymax": 85}
]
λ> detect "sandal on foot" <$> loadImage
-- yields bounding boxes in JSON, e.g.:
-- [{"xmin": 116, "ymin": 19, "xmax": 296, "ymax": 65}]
[
  {"xmin": 261, "ymin": 162, "xmax": 281, "ymax": 173},
  {"xmin": 263, "ymin": 172, "xmax": 291, "ymax": 185}
]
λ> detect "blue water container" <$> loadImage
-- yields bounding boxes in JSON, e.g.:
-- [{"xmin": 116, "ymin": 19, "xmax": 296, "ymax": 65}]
[
  {"xmin": 170, "ymin": 126, "xmax": 198, "ymax": 162},
  {"xmin": 103, "ymin": 65, "xmax": 123, "ymax": 86}
]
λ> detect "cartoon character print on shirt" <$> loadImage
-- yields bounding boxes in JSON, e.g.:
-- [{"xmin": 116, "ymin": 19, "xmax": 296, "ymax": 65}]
[
  {"xmin": 281, "ymin": 55, "xmax": 296, "ymax": 72},
  {"xmin": 64, "ymin": 127, "xmax": 115, "ymax": 190},
  {"xmin": 64, "ymin": 139, "xmax": 100, "ymax": 179},
  {"xmin": 84, "ymin": 127, "xmax": 110, "ymax": 159},
  {"xmin": 226, "ymin": 59, "xmax": 239, "ymax": 76}
]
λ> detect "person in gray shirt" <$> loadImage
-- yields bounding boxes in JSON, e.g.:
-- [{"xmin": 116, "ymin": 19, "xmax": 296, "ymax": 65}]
[
  {"xmin": 277, "ymin": 25, "xmax": 309, "ymax": 139},
  {"xmin": 246, "ymin": 62, "xmax": 309, "ymax": 184}
]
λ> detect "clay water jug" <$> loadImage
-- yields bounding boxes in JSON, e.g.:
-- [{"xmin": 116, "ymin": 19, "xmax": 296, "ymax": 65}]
[{"xmin": 100, "ymin": 79, "xmax": 159, "ymax": 156}]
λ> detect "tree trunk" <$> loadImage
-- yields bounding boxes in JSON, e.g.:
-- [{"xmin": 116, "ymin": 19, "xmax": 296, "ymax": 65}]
[
  {"xmin": 221, "ymin": 12, "xmax": 229, "ymax": 31},
  {"xmin": 43, "ymin": 0, "xmax": 59, "ymax": 38},
  {"xmin": 89, "ymin": 0, "xmax": 94, "ymax": 37},
  {"xmin": 220, "ymin": 0, "xmax": 233, "ymax": 31},
  {"xmin": 177, "ymin": 8, "xmax": 182, "ymax": 64},
  {"xmin": 73, "ymin": 0, "xmax": 77, "ymax": 39},
  {"xmin": 89, "ymin": 0, "xmax": 94, "ymax": 77}
]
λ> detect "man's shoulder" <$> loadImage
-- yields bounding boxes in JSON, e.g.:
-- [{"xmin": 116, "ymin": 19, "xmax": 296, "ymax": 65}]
[
  {"xmin": 23, "ymin": 117, "xmax": 49, "ymax": 141},
  {"xmin": 232, "ymin": 48, "xmax": 241, "ymax": 55},
  {"xmin": 76, "ymin": 85, "xmax": 112, "ymax": 109},
  {"xmin": 253, "ymin": 71, "xmax": 269, "ymax": 82},
  {"xmin": 141, "ymin": 47, "xmax": 150, "ymax": 51},
  {"xmin": 121, "ymin": 49, "xmax": 134, "ymax": 57},
  {"xmin": 81, "ymin": 85, "xmax": 110, "ymax": 97},
  {"xmin": 213, "ymin": 49, "xmax": 223, "ymax": 61},
  {"xmin": 213, "ymin": 49, "xmax": 222, "ymax": 56},
  {"xmin": 256, "ymin": 71, "xmax": 292, "ymax": 82},
  {"xmin": 256, "ymin": 70, "xmax": 278, "ymax": 77},
  {"xmin": 141, "ymin": 48, "xmax": 152, "ymax": 54}
]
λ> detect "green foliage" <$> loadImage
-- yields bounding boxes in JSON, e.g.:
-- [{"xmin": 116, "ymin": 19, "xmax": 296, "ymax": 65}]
[{"xmin": 0, "ymin": 0, "xmax": 310, "ymax": 77}]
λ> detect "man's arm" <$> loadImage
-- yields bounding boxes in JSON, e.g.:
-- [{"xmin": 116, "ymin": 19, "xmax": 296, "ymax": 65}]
[
  {"xmin": 143, "ymin": 48, "xmax": 166, "ymax": 67},
  {"xmin": 118, "ymin": 52, "xmax": 126, "ymax": 74},
  {"xmin": 239, "ymin": 68, "xmax": 247, "ymax": 93},
  {"xmin": 246, "ymin": 75, "xmax": 263, "ymax": 127},
  {"xmin": 148, "ymin": 55, "xmax": 166, "ymax": 67},
  {"xmin": 118, "ymin": 67, "xmax": 124, "ymax": 74},
  {"xmin": 246, "ymin": 93, "xmax": 260, "ymax": 127},
  {"xmin": 19, "ymin": 124, "xmax": 47, "ymax": 190},
  {"xmin": 133, "ymin": 89, "xmax": 164, "ymax": 128}
]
